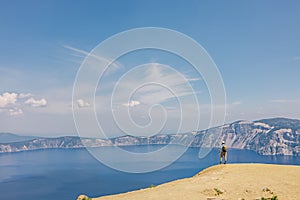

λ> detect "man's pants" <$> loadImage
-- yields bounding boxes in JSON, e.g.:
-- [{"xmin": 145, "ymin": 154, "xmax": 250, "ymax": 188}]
[{"xmin": 220, "ymin": 152, "xmax": 227, "ymax": 164}]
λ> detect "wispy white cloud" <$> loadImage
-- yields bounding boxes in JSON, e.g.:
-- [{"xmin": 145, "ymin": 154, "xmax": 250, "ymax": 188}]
[
  {"xmin": 113, "ymin": 63, "xmax": 200, "ymax": 106},
  {"xmin": 187, "ymin": 77, "xmax": 202, "ymax": 81},
  {"xmin": 231, "ymin": 101, "xmax": 242, "ymax": 105},
  {"xmin": 8, "ymin": 108, "xmax": 23, "ymax": 116},
  {"xmin": 122, "ymin": 100, "xmax": 140, "ymax": 107},
  {"xmin": 25, "ymin": 98, "xmax": 47, "ymax": 107},
  {"xmin": 19, "ymin": 93, "xmax": 33, "ymax": 98},
  {"xmin": 270, "ymin": 99, "xmax": 300, "ymax": 103},
  {"xmin": 293, "ymin": 56, "xmax": 300, "ymax": 60},
  {"xmin": 105, "ymin": 63, "xmax": 206, "ymax": 134},
  {"xmin": 63, "ymin": 45, "xmax": 123, "ymax": 75},
  {"xmin": 76, "ymin": 99, "xmax": 91, "ymax": 108}
]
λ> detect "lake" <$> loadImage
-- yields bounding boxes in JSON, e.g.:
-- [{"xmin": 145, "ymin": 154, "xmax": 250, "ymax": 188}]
[{"xmin": 0, "ymin": 145, "xmax": 299, "ymax": 200}]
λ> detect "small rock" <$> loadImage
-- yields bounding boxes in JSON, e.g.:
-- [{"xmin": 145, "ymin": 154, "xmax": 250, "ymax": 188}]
[
  {"xmin": 77, "ymin": 194, "xmax": 92, "ymax": 200},
  {"xmin": 262, "ymin": 187, "xmax": 270, "ymax": 192}
]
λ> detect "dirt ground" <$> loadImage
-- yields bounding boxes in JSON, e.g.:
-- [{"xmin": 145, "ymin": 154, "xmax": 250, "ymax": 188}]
[{"xmin": 82, "ymin": 164, "xmax": 300, "ymax": 200}]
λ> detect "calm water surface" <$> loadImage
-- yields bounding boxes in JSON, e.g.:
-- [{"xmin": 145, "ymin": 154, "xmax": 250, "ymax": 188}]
[{"xmin": 0, "ymin": 145, "xmax": 299, "ymax": 200}]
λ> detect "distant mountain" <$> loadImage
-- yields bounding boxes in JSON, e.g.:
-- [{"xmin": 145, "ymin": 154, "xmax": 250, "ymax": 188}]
[
  {"xmin": 0, "ymin": 118, "xmax": 299, "ymax": 155},
  {"xmin": 217, "ymin": 118, "xmax": 300, "ymax": 156},
  {"xmin": 0, "ymin": 133, "xmax": 38, "ymax": 143}
]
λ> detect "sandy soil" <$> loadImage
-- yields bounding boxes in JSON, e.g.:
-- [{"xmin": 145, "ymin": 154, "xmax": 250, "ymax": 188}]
[{"xmin": 83, "ymin": 164, "xmax": 300, "ymax": 200}]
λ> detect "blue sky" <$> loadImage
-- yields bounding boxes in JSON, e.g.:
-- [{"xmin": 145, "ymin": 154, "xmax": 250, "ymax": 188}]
[{"xmin": 0, "ymin": 1, "xmax": 300, "ymax": 136}]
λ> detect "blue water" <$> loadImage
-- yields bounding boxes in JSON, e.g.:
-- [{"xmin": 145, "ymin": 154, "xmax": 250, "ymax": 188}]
[{"xmin": 0, "ymin": 146, "xmax": 299, "ymax": 200}]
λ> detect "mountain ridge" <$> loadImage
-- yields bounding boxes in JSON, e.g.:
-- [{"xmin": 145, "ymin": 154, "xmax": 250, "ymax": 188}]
[
  {"xmin": 1, "ymin": 117, "xmax": 299, "ymax": 155},
  {"xmin": 0, "ymin": 132, "xmax": 38, "ymax": 143}
]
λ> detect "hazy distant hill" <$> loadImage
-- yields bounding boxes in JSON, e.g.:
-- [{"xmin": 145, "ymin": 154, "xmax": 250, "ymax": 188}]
[
  {"xmin": 0, "ymin": 133, "xmax": 38, "ymax": 143},
  {"xmin": 0, "ymin": 118, "xmax": 299, "ymax": 155}
]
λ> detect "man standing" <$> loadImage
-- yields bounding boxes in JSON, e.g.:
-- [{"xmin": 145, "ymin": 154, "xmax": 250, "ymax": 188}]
[{"xmin": 220, "ymin": 141, "xmax": 227, "ymax": 164}]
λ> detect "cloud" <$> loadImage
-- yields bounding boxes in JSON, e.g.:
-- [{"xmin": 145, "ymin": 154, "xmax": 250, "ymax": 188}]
[
  {"xmin": 8, "ymin": 108, "xmax": 23, "ymax": 116},
  {"xmin": 25, "ymin": 98, "xmax": 47, "ymax": 107},
  {"xmin": 19, "ymin": 93, "xmax": 33, "ymax": 98},
  {"xmin": 63, "ymin": 45, "xmax": 123, "ymax": 75},
  {"xmin": 187, "ymin": 77, "xmax": 202, "ymax": 81},
  {"xmin": 113, "ymin": 63, "xmax": 201, "ymax": 106},
  {"xmin": 76, "ymin": 99, "xmax": 91, "ymax": 108},
  {"xmin": 231, "ymin": 101, "xmax": 242, "ymax": 105},
  {"xmin": 270, "ymin": 99, "xmax": 300, "ymax": 103},
  {"xmin": 0, "ymin": 92, "xmax": 18, "ymax": 107},
  {"xmin": 0, "ymin": 91, "xmax": 48, "ymax": 110},
  {"xmin": 0, "ymin": 92, "xmax": 23, "ymax": 116},
  {"xmin": 122, "ymin": 100, "xmax": 141, "ymax": 107},
  {"xmin": 293, "ymin": 57, "xmax": 300, "ymax": 60}
]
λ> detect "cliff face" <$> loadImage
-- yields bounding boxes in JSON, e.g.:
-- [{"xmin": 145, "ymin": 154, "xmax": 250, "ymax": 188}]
[
  {"xmin": 0, "ymin": 118, "xmax": 299, "ymax": 156},
  {"xmin": 214, "ymin": 118, "xmax": 300, "ymax": 156}
]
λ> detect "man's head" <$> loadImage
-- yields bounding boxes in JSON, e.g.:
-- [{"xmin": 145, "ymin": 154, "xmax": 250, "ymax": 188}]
[
  {"xmin": 77, "ymin": 195, "xmax": 91, "ymax": 200},
  {"xmin": 222, "ymin": 141, "xmax": 225, "ymax": 144}
]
